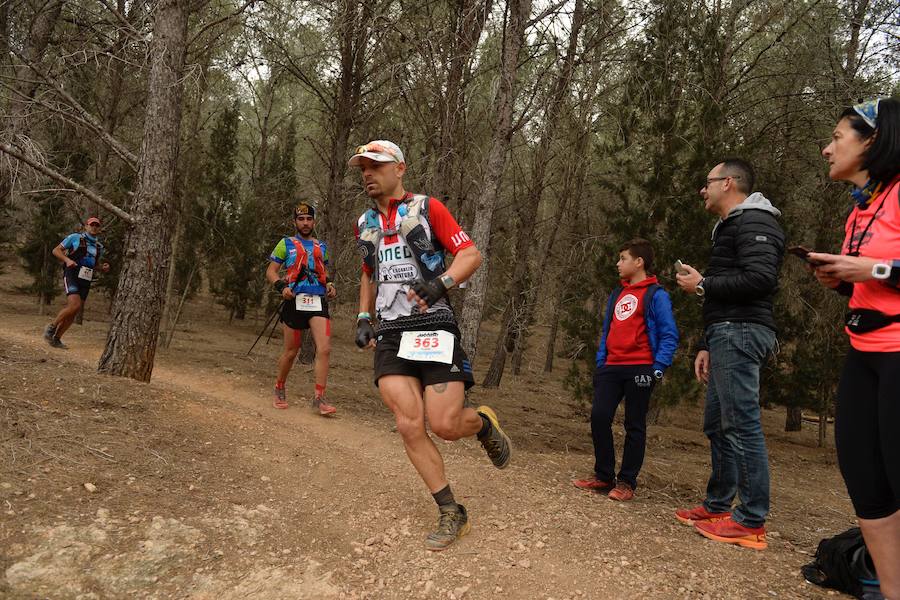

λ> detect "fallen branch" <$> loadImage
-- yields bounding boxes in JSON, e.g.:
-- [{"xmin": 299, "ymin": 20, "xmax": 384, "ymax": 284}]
[{"xmin": 0, "ymin": 142, "xmax": 135, "ymax": 225}]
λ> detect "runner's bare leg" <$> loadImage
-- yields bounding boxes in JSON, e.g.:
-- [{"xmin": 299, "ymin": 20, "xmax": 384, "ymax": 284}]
[
  {"xmin": 379, "ymin": 374, "xmax": 448, "ymax": 492},
  {"xmin": 424, "ymin": 382, "xmax": 481, "ymax": 441},
  {"xmin": 277, "ymin": 325, "xmax": 301, "ymax": 383},
  {"xmin": 53, "ymin": 295, "xmax": 83, "ymax": 338},
  {"xmin": 308, "ymin": 317, "xmax": 331, "ymax": 390}
]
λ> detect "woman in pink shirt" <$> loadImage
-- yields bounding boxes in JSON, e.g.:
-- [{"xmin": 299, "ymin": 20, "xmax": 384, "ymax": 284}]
[{"xmin": 810, "ymin": 97, "xmax": 900, "ymax": 599}]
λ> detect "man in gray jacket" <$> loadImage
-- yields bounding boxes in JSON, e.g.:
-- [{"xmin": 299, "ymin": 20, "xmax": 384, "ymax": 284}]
[{"xmin": 674, "ymin": 158, "xmax": 785, "ymax": 551}]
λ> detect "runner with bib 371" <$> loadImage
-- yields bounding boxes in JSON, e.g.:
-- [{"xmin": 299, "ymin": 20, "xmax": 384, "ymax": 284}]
[{"xmin": 351, "ymin": 140, "xmax": 511, "ymax": 551}]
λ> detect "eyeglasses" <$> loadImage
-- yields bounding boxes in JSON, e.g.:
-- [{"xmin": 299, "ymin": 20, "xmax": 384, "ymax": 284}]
[{"xmin": 705, "ymin": 175, "xmax": 740, "ymax": 186}]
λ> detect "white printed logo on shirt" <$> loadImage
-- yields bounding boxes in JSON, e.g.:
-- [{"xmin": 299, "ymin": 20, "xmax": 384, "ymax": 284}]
[{"xmin": 614, "ymin": 293, "xmax": 639, "ymax": 321}]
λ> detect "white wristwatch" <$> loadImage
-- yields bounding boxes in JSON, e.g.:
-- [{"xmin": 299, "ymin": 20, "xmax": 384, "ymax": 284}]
[{"xmin": 872, "ymin": 263, "xmax": 891, "ymax": 280}]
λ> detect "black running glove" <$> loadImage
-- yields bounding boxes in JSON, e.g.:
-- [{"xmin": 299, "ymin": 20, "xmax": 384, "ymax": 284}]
[
  {"xmin": 355, "ymin": 318, "xmax": 375, "ymax": 348},
  {"xmin": 410, "ymin": 278, "xmax": 448, "ymax": 308}
]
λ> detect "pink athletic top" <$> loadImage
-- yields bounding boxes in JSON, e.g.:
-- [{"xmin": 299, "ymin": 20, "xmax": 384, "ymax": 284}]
[{"xmin": 842, "ymin": 177, "xmax": 900, "ymax": 352}]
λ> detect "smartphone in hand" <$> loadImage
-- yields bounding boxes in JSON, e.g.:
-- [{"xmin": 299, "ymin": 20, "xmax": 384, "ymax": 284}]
[
  {"xmin": 788, "ymin": 245, "xmax": 825, "ymax": 266},
  {"xmin": 674, "ymin": 260, "xmax": 689, "ymax": 275}
]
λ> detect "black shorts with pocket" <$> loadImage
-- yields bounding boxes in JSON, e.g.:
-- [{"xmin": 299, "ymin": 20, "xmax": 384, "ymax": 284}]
[
  {"xmin": 373, "ymin": 327, "xmax": 475, "ymax": 389},
  {"xmin": 63, "ymin": 265, "xmax": 92, "ymax": 301},
  {"xmin": 280, "ymin": 297, "xmax": 329, "ymax": 330}
]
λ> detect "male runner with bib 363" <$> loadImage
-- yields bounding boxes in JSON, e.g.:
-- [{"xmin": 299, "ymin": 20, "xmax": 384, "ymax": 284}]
[
  {"xmin": 266, "ymin": 203, "xmax": 337, "ymax": 415},
  {"xmin": 351, "ymin": 140, "xmax": 511, "ymax": 551}
]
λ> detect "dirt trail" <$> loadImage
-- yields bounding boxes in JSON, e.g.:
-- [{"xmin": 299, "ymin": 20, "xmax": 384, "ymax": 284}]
[{"xmin": 0, "ymin": 276, "xmax": 856, "ymax": 599}]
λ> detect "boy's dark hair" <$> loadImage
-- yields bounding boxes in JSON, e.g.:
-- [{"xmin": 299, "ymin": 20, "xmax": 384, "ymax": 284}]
[
  {"xmin": 719, "ymin": 158, "xmax": 756, "ymax": 194},
  {"xmin": 620, "ymin": 238, "xmax": 654, "ymax": 274},
  {"xmin": 839, "ymin": 97, "xmax": 900, "ymax": 185}
]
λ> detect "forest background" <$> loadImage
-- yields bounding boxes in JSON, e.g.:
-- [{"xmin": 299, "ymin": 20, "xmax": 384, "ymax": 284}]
[{"xmin": 1, "ymin": 0, "xmax": 898, "ymax": 438}]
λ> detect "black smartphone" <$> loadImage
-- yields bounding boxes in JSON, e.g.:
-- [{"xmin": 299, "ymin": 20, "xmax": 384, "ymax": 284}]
[{"xmin": 788, "ymin": 245, "xmax": 824, "ymax": 266}]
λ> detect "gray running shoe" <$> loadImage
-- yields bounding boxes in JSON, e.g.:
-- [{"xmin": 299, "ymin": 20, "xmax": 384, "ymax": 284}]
[
  {"xmin": 425, "ymin": 503, "xmax": 470, "ymax": 551},
  {"xmin": 476, "ymin": 405, "xmax": 511, "ymax": 469},
  {"xmin": 43, "ymin": 323, "xmax": 57, "ymax": 345},
  {"xmin": 50, "ymin": 336, "xmax": 67, "ymax": 349}
]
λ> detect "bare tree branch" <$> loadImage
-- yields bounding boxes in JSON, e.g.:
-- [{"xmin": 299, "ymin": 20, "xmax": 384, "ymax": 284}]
[
  {"xmin": 188, "ymin": 0, "xmax": 260, "ymax": 48},
  {"xmin": 0, "ymin": 142, "xmax": 135, "ymax": 224},
  {"xmin": 10, "ymin": 48, "xmax": 140, "ymax": 169}
]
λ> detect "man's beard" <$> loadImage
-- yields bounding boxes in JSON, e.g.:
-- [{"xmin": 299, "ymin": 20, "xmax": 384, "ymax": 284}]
[{"xmin": 297, "ymin": 226, "xmax": 314, "ymax": 237}]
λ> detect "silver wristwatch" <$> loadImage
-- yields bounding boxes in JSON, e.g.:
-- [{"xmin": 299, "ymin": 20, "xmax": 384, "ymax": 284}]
[{"xmin": 695, "ymin": 278, "xmax": 706, "ymax": 297}]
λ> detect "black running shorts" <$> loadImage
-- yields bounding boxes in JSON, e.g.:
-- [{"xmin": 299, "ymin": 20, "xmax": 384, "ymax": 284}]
[
  {"xmin": 373, "ymin": 328, "xmax": 475, "ymax": 389},
  {"xmin": 63, "ymin": 265, "xmax": 91, "ymax": 301},
  {"xmin": 280, "ymin": 297, "xmax": 329, "ymax": 331}
]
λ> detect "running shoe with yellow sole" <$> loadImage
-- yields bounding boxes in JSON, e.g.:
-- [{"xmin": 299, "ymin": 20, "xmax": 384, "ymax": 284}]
[
  {"xmin": 476, "ymin": 405, "xmax": 511, "ymax": 469},
  {"xmin": 425, "ymin": 503, "xmax": 470, "ymax": 551}
]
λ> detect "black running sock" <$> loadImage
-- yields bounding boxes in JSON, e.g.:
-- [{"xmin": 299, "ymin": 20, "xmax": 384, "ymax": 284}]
[
  {"xmin": 432, "ymin": 485, "xmax": 457, "ymax": 509},
  {"xmin": 477, "ymin": 414, "xmax": 492, "ymax": 438}
]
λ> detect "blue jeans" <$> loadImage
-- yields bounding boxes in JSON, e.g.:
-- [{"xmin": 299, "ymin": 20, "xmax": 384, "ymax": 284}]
[{"xmin": 702, "ymin": 321, "xmax": 775, "ymax": 528}]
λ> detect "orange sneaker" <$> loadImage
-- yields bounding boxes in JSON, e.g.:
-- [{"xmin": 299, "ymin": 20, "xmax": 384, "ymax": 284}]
[
  {"xmin": 608, "ymin": 482, "xmax": 634, "ymax": 501},
  {"xmin": 694, "ymin": 517, "xmax": 767, "ymax": 550},
  {"xmin": 572, "ymin": 476, "xmax": 615, "ymax": 494},
  {"xmin": 674, "ymin": 505, "xmax": 731, "ymax": 526}
]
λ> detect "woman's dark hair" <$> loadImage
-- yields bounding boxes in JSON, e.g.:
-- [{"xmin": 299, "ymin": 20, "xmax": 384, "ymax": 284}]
[{"xmin": 840, "ymin": 97, "xmax": 900, "ymax": 184}]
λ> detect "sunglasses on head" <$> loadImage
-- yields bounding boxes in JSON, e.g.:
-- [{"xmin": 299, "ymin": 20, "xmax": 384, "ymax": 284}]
[{"xmin": 355, "ymin": 143, "xmax": 397, "ymax": 159}]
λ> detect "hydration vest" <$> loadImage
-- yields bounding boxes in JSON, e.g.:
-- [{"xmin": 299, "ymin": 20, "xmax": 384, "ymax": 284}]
[
  {"xmin": 283, "ymin": 237, "xmax": 326, "ymax": 292},
  {"xmin": 356, "ymin": 194, "xmax": 445, "ymax": 285},
  {"xmin": 67, "ymin": 233, "xmax": 102, "ymax": 267}
]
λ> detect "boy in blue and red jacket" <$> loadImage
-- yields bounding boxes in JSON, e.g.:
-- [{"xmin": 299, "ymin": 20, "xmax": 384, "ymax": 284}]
[{"xmin": 574, "ymin": 238, "xmax": 679, "ymax": 501}]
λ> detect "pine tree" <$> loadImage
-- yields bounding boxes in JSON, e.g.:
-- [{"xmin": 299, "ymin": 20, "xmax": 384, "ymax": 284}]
[{"xmin": 17, "ymin": 195, "xmax": 71, "ymax": 308}]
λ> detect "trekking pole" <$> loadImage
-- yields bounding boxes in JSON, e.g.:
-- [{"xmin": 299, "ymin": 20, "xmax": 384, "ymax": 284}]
[
  {"xmin": 247, "ymin": 302, "xmax": 282, "ymax": 356},
  {"xmin": 264, "ymin": 303, "xmax": 282, "ymax": 345}
]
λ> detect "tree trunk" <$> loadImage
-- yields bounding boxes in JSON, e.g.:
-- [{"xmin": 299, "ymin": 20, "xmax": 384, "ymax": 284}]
[
  {"xmin": 817, "ymin": 407, "xmax": 827, "ymax": 448},
  {"xmin": 458, "ymin": 0, "xmax": 532, "ymax": 363},
  {"xmin": 433, "ymin": 0, "xmax": 492, "ymax": 207},
  {"xmin": 162, "ymin": 260, "xmax": 198, "ymax": 349},
  {"xmin": 319, "ymin": 0, "xmax": 371, "ymax": 275},
  {"xmin": 0, "ymin": 0, "xmax": 65, "ymax": 204},
  {"xmin": 98, "ymin": 0, "xmax": 189, "ymax": 381},
  {"xmin": 843, "ymin": 0, "xmax": 870, "ymax": 83},
  {"xmin": 785, "ymin": 405, "xmax": 803, "ymax": 432},
  {"xmin": 543, "ymin": 295, "xmax": 562, "ymax": 373},
  {"xmin": 483, "ymin": 0, "xmax": 585, "ymax": 385}
]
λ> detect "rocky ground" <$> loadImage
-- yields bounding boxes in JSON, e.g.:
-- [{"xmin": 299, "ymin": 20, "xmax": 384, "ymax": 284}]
[{"xmin": 0, "ymin": 261, "xmax": 857, "ymax": 599}]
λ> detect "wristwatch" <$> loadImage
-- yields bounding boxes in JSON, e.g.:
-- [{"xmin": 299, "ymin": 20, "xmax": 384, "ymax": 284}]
[
  {"xmin": 695, "ymin": 278, "xmax": 706, "ymax": 297},
  {"xmin": 872, "ymin": 263, "xmax": 891, "ymax": 280},
  {"xmin": 439, "ymin": 274, "xmax": 456, "ymax": 290}
]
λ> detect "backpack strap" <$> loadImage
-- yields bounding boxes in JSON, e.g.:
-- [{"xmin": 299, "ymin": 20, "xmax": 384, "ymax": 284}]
[{"xmin": 642, "ymin": 283, "xmax": 661, "ymax": 321}]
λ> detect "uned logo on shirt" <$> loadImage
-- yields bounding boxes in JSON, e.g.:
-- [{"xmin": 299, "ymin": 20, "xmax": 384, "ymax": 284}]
[{"xmin": 614, "ymin": 293, "xmax": 639, "ymax": 321}]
